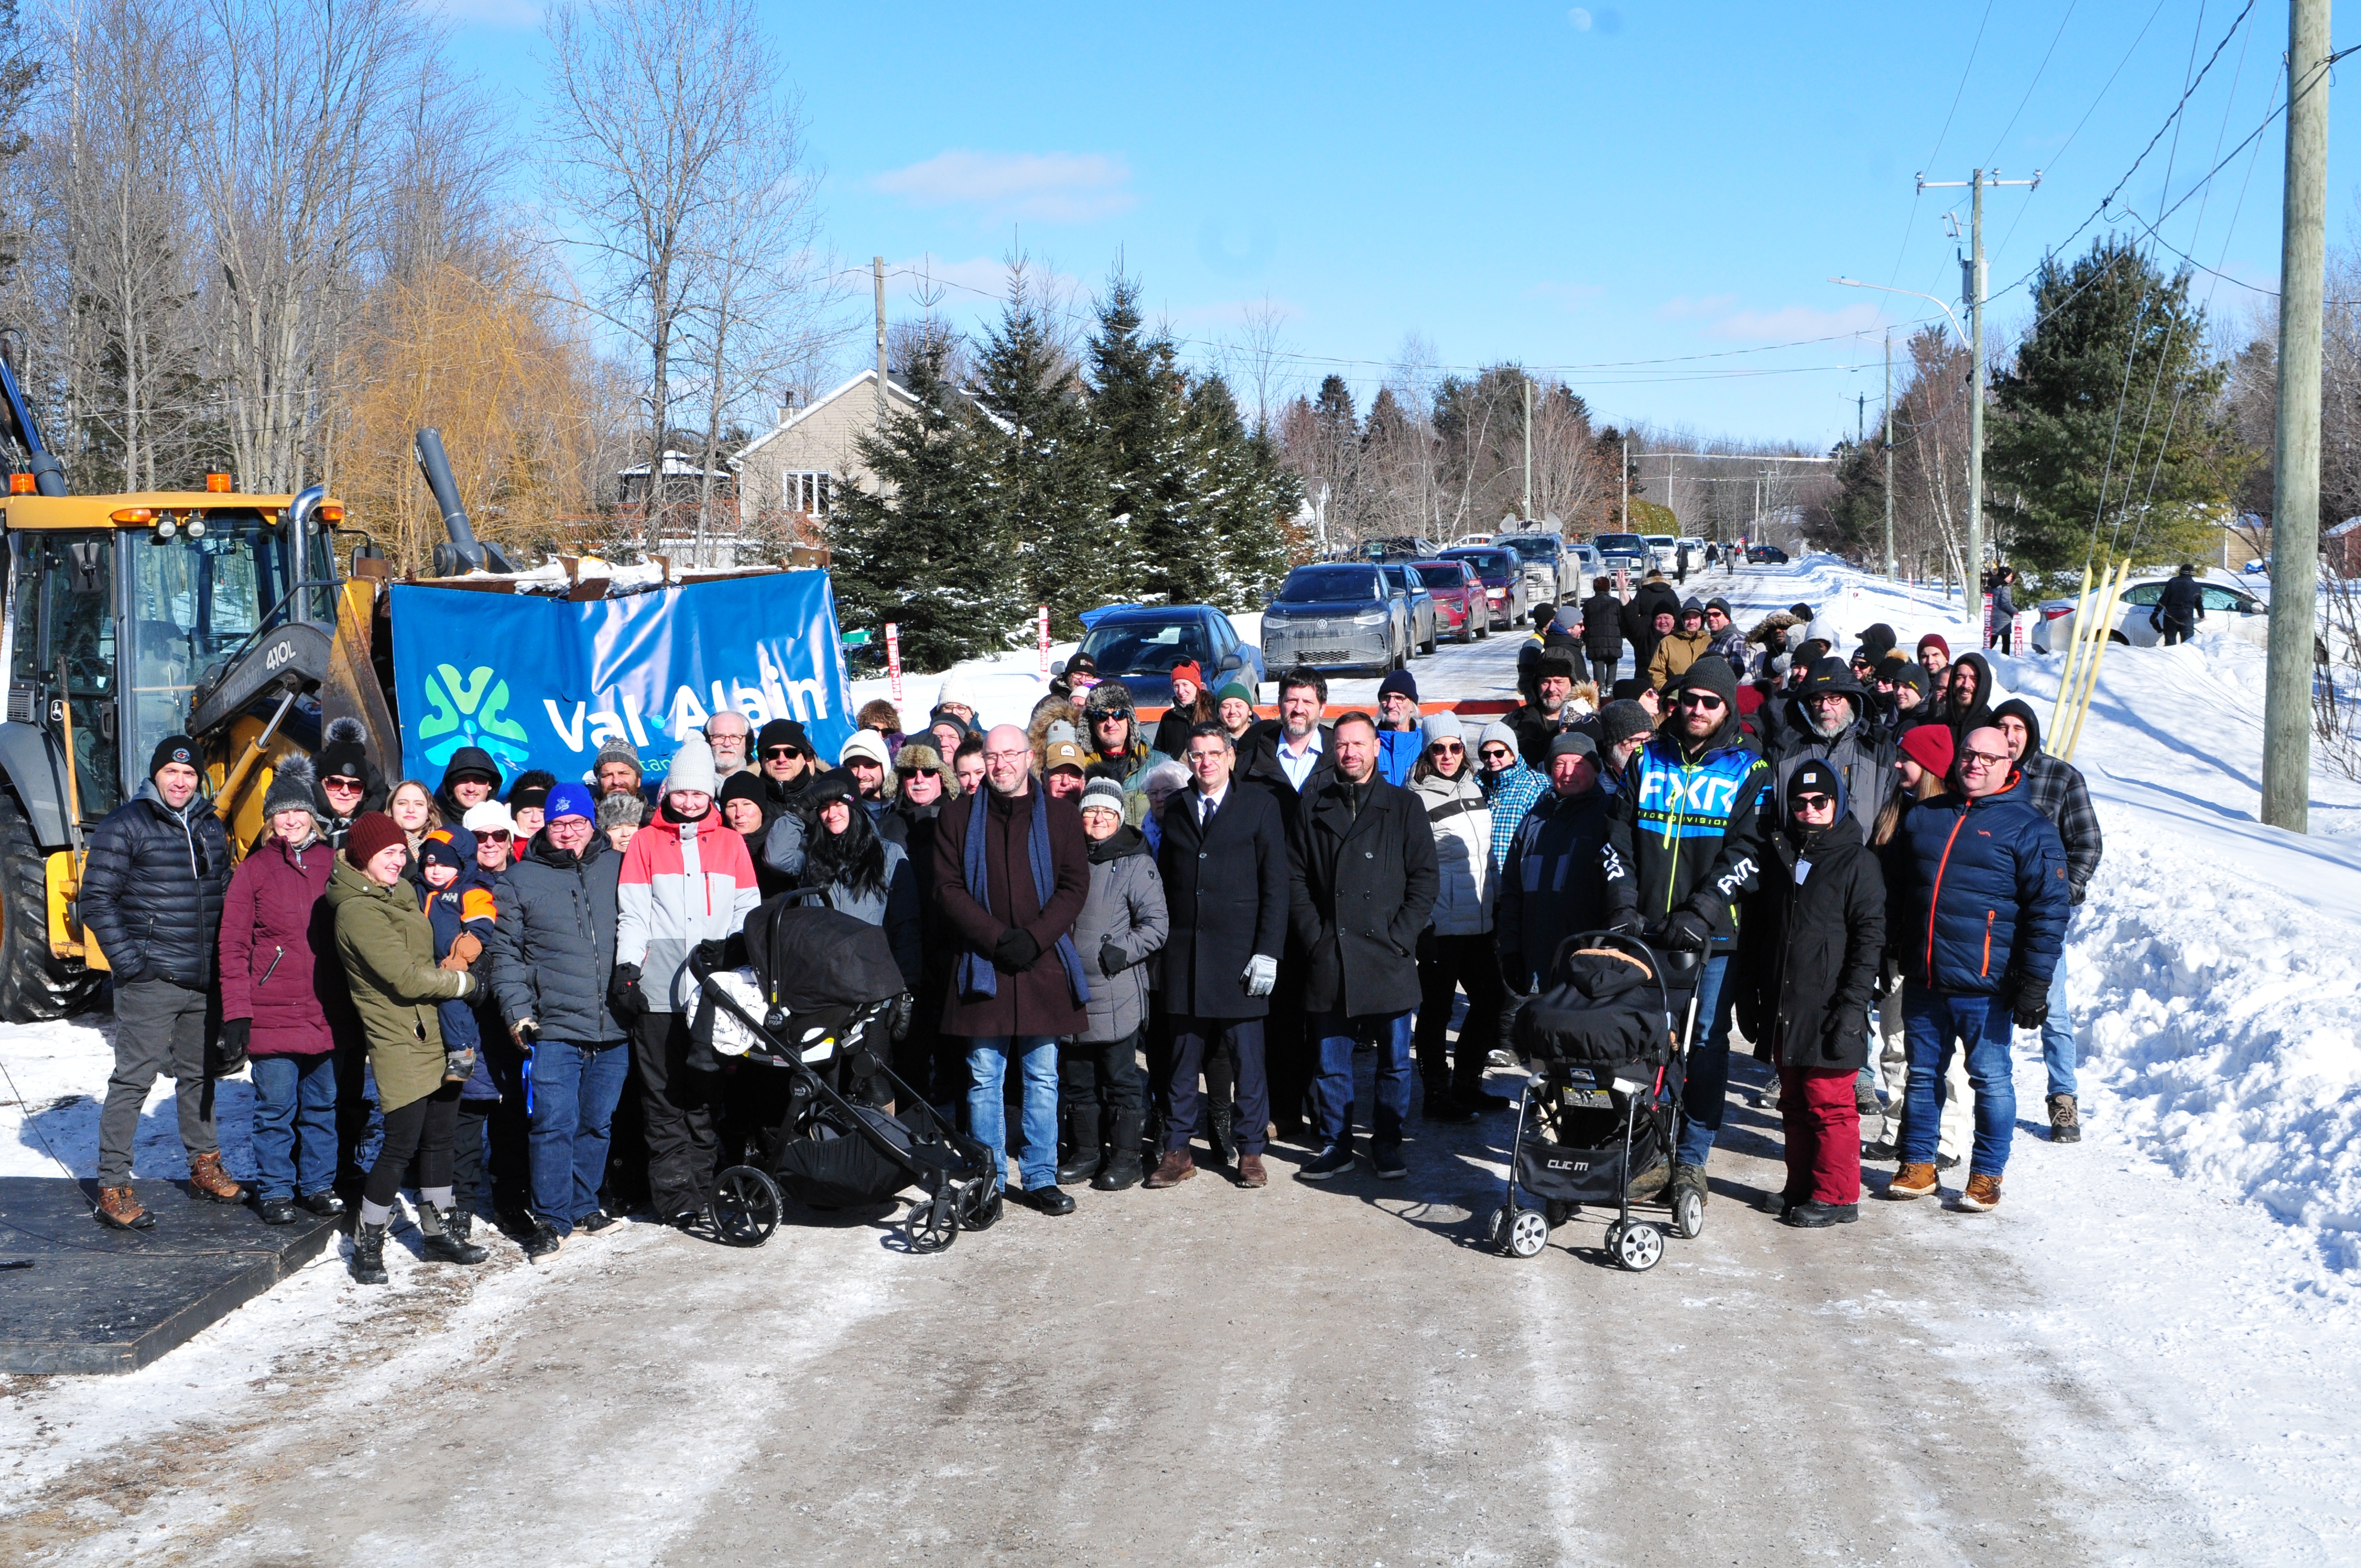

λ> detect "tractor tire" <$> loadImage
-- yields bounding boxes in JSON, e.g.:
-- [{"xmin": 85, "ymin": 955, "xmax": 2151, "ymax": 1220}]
[{"xmin": 0, "ymin": 790, "xmax": 101, "ymax": 1023}]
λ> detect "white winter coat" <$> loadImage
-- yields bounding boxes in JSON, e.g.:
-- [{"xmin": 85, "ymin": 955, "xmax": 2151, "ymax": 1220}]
[{"xmin": 1411, "ymin": 768, "xmax": 1493, "ymax": 936}]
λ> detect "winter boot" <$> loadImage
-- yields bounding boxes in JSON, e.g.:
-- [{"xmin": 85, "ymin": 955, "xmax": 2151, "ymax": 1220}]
[
  {"xmin": 2047, "ymin": 1093, "xmax": 2081, "ymax": 1144},
  {"xmin": 187, "ymin": 1150, "xmax": 244, "ymax": 1204},
  {"xmin": 95, "ymin": 1184, "xmax": 154, "ymax": 1231},
  {"xmin": 1888, "ymin": 1162, "xmax": 1939, "ymax": 1200},
  {"xmin": 349, "ymin": 1222, "xmax": 390, "ymax": 1284},
  {"xmin": 1669, "ymin": 1161, "xmax": 1708, "ymax": 1213},
  {"xmin": 1094, "ymin": 1112, "xmax": 1145, "ymax": 1191},
  {"xmin": 1959, "ymin": 1172, "xmax": 2003, "ymax": 1212},
  {"xmin": 416, "ymin": 1201, "xmax": 489, "ymax": 1265},
  {"xmin": 1057, "ymin": 1102, "xmax": 1105, "ymax": 1186}
]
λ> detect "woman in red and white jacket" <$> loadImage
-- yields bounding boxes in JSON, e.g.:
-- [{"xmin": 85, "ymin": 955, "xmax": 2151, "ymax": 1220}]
[{"xmin": 610, "ymin": 737, "xmax": 762, "ymax": 1227}]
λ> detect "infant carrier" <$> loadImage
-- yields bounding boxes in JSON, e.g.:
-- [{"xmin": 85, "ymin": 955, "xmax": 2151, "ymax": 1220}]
[
  {"xmin": 1492, "ymin": 930, "xmax": 1705, "ymax": 1272},
  {"xmin": 690, "ymin": 896, "xmax": 1001, "ymax": 1253}
]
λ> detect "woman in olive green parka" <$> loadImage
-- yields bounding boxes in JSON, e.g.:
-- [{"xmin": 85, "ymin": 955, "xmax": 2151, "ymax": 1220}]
[{"xmin": 330, "ymin": 812, "xmax": 485, "ymax": 1283}]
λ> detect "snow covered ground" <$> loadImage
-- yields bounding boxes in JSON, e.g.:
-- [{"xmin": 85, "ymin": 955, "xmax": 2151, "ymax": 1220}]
[{"xmin": 7, "ymin": 557, "xmax": 2361, "ymax": 1562}]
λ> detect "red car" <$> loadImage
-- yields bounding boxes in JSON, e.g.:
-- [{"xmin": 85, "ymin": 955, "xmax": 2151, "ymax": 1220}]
[{"xmin": 1411, "ymin": 558, "xmax": 1487, "ymax": 643}]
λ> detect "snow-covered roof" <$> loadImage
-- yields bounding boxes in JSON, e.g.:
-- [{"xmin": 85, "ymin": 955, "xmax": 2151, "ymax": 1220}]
[
  {"xmin": 736, "ymin": 369, "xmax": 918, "ymax": 459},
  {"xmin": 618, "ymin": 448, "xmax": 738, "ymax": 478},
  {"xmin": 2326, "ymin": 516, "xmax": 2361, "ymax": 539}
]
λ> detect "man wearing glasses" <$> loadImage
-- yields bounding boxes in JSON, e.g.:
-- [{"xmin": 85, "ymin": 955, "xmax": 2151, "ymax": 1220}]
[
  {"xmin": 1602, "ymin": 657, "xmax": 1769, "ymax": 1221},
  {"xmin": 1885, "ymin": 726, "xmax": 2069, "ymax": 1213},
  {"xmin": 704, "ymin": 711, "xmax": 755, "ymax": 778}
]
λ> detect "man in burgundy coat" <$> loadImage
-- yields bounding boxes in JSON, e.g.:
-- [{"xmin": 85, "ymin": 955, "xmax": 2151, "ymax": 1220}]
[{"xmin": 934, "ymin": 723, "xmax": 1091, "ymax": 1213}]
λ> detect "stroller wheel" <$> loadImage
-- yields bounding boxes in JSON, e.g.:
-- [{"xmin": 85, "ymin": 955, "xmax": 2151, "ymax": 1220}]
[
  {"xmin": 1613, "ymin": 1221, "xmax": 1665, "ymax": 1272},
  {"xmin": 960, "ymin": 1181, "xmax": 1004, "ymax": 1232},
  {"xmin": 904, "ymin": 1195, "xmax": 959, "ymax": 1255},
  {"xmin": 1506, "ymin": 1208, "xmax": 1549, "ymax": 1259},
  {"xmin": 711, "ymin": 1166, "xmax": 781, "ymax": 1248},
  {"xmin": 1672, "ymin": 1188, "xmax": 1704, "ymax": 1240},
  {"xmin": 1484, "ymin": 1204, "xmax": 1511, "ymax": 1253}
]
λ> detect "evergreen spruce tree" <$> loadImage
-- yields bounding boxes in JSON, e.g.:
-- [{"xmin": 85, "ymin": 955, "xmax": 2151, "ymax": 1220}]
[
  {"xmin": 968, "ymin": 266, "xmax": 1115, "ymax": 635},
  {"xmin": 1185, "ymin": 373, "xmax": 1299, "ymax": 607},
  {"xmin": 829, "ymin": 334, "xmax": 1022, "ymax": 670},
  {"xmin": 1087, "ymin": 271, "xmax": 1192, "ymax": 601},
  {"xmin": 1989, "ymin": 237, "xmax": 2249, "ymax": 574}
]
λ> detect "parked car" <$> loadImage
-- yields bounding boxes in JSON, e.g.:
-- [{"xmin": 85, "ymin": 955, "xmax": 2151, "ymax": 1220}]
[
  {"xmin": 1411, "ymin": 558, "xmax": 1486, "ymax": 643},
  {"xmin": 1492, "ymin": 532, "xmax": 1567, "ymax": 603},
  {"xmin": 2031, "ymin": 573, "xmax": 2270, "ymax": 654},
  {"xmin": 1456, "ymin": 532, "xmax": 1495, "ymax": 548},
  {"xmin": 1642, "ymin": 535, "xmax": 1677, "ymax": 571},
  {"xmin": 1570, "ymin": 541, "xmax": 1604, "ymax": 584},
  {"xmin": 1439, "ymin": 546, "xmax": 1528, "ymax": 630},
  {"xmin": 1359, "ymin": 535, "xmax": 1440, "ymax": 562},
  {"xmin": 1260, "ymin": 563, "xmax": 1411, "ymax": 675},
  {"xmin": 1593, "ymin": 532, "xmax": 1654, "ymax": 576},
  {"xmin": 1074, "ymin": 604, "xmax": 1265, "ymax": 707},
  {"xmin": 2243, "ymin": 558, "xmax": 2269, "ymax": 576},
  {"xmin": 1379, "ymin": 564, "xmax": 1440, "ymax": 656},
  {"xmin": 1747, "ymin": 544, "xmax": 1791, "ymax": 564}
]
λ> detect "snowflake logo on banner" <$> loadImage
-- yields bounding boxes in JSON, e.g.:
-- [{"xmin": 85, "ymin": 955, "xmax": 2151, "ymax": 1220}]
[{"xmin": 415, "ymin": 662, "xmax": 532, "ymax": 774}]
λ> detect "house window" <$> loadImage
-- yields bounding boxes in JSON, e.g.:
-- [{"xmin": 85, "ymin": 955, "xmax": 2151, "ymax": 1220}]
[{"xmin": 782, "ymin": 471, "xmax": 831, "ymax": 515}]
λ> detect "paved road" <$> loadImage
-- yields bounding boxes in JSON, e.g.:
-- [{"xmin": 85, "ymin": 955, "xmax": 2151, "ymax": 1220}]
[{"xmin": 0, "ymin": 563, "xmax": 2227, "ymax": 1565}]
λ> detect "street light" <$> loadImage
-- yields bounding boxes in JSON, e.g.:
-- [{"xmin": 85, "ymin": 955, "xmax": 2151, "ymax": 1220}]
[{"xmin": 1828, "ymin": 277, "xmax": 1965, "ymax": 346}]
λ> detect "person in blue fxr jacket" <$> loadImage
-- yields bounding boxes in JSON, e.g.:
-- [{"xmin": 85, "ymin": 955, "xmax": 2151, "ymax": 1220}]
[
  {"xmin": 1374, "ymin": 670, "xmax": 1427, "ymax": 786},
  {"xmin": 1885, "ymin": 723, "xmax": 2069, "ymax": 1215},
  {"xmin": 1602, "ymin": 656, "xmax": 1769, "ymax": 1222}
]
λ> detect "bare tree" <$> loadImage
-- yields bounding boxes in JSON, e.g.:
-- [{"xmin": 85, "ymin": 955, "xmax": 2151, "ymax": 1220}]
[{"xmin": 1228, "ymin": 295, "xmax": 1292, "ymax": 435}]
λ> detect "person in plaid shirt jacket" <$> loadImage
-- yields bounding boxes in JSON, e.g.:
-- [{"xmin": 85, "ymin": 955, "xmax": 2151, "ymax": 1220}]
[{"xmin": 1990, "ymin": 699, "xmax": 2102, "ymax": 1145}]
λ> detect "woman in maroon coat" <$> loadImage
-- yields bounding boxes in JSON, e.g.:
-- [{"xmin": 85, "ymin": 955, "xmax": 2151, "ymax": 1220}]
[
  {"xmin": 220, "ymin": 759, "xmax": 356, "ymax": 1225},
  {"xmin": 933, "ymin": 725, "xmax": 1090, "ymax": 1212}
]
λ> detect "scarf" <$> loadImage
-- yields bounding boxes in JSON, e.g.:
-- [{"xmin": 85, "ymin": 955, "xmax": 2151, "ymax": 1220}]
[{"xmin": 957, "ymin": 785, "xmax": 1090, "ymax": 1005}]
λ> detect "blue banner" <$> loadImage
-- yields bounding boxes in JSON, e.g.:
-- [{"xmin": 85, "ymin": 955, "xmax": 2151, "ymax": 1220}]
[{"xmin": 388, "ymin": 572, "xmax": 853, "ymax": 787}]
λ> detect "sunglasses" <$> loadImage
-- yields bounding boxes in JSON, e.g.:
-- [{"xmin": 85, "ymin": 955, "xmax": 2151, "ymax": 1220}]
[
  {"xmin": 763, "ymin": 746, "xmax": 806, "ymax": 760},
  {"xmin": 1675, "ymin": 692, "xmax": 1726, "ymax": 711},
  {"xmin": 323, "ymin": 776, "xmax": 364, "ymax": 790},
  {"xmin": 1430, "ymin": 741, "xmax": 1464, "ymax": 755},
  {"xmin": 896, "ymin": 766, "xmax": 940, "ymax": 780},
  {"xmin": 1792, "ymin": 792, "xmax": 1835, "ymax": 811},
  {"xmin": 1479, "ymin": 746, "xmax": 1513, "ymax": 761},
  {"xmin": 478, "ymin": 830, "xmax": 514, "ymax": 843}
]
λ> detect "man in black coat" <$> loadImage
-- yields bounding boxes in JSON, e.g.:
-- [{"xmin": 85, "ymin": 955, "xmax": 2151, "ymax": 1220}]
[
  {"xmin": 1504, "ymin": 651, "xmax": 1593, "ymax": 770},
  {"xmin": 1287, "ymin": 712, "xmax": 1440, "ymax": 1181},
  {"xmin": 1578, "ymin": 577, "xmax": 1624, "ymax": 688},
  {"xmin": 1238, "ymin": 667, "xmax": 1336, "ymax": 1138},
  {"xmin": 2155, "ymin": 563, "xmax": 2206, "ymax": 645},
  {"xmin": 1621, "ymin": 571, "xmax": 1682, "ymax": 679},
  {"xmin": 83, "ymin": 735, "xmax": 240, "ymax": 1227},
  {"xmin": 1148, "ymin": 723, "xmax": 1290, "ymax": 1191}
]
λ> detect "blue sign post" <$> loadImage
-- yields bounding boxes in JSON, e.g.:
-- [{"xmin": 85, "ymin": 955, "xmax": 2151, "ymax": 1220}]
[{"xmin": 388, "ymin": 571, "xmax": 854, "ymax": 787}]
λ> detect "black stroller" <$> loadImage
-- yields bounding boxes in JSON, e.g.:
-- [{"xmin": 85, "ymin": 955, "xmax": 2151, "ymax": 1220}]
[
  {"xmin": 1490, "ymin": 930, "xmax": 1705, "ymax": 1272},
  {"xmin": 692, "ymin": 898, "xmax": 1002, "ymax": 1254}
]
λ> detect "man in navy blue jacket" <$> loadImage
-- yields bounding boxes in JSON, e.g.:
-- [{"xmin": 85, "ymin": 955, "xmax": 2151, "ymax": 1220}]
[{"xmin": 1886, "ymin": 725, "xmax": 2070, "ymax": 1212}]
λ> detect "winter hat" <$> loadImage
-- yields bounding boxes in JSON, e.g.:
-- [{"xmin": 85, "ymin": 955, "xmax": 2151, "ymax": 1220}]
[
  {"xmin": 592, "ymin": 740, "xmax": 643, "ymax": 782},
  {"xmin": 1706, "ymin": 596, "xmax": 1733, "ymax": 620},
  {"xmin": 1798, "ymin": 656, "xmax": 1863, "ymax": 700},
  {"xmin": 1893, "ymin": 664, "xmax": 1932, "ymax": 701},
  {"xmin": 935, "ymin": 669, "xmax": 983, "ymax": 714},
  {"xmin": 1216, "ymin": 681, "xmax": 1255, "ymax": 708},
  {"xmin": 595, "ymin": 792, "xmax": 644, "ymax": 832},
  {"xmin": 543, "ymin": 782, "xmax": 596, "ymax": 824},
  {"xmin": 440, "ymin": 744, "xmax": 502, "ymax": 790},
  {"xmin": 1916, "ymin": 631, "xmax": 1951, "ymax": 658},
  {"xmin": 343, "ymin": 810, "xmax": 406, "ymax": 868},
  {"xmin": 418, "ymin": 827, "xmax": 471, "ymax": 872},
  {"xmin": 1861, "ymin": 622, "xmax": 1898, "ymax": 658},
  {"xmin": 1789, "ymin": 602, "xmax": 1816, "ymax": 620},
  {"xmin": 509, "ymin": 781, "xmax": 551, "ymax": 814},
  {"xmin": 1679, "ymin": 597, "xmax": 1706, "ymax": 624},
  {"xmin": 926, "ymin": 705, "xmax": 976, "ymax": 738},
  {"xmin": 1045, "ymin": 719, "xmax": 1081, "ymax": 748},
  {"xmin": 1419, "ymin": 711, "xmax": 1464, "ymax": 747},
  {"xmin": 1477, "ymin": 720, "xmax": 1520, "ymax": 756},
  {"xmin": 1377, "ymin": 669, "xmax": 1419, "ymax": 704},
  {"xmin": 1674, "ymin": 655, "xmax": 1740, "ymax": 710},
  {"xmin": 755, "ymin": 718, "xmax": 810, "ymax": 756},
  {"xmin": 838, "ymin": 731, "xmax": 892, "ymax": 771},
  {"xmin": 894, "ymin": 741, "xmax": 950, "ymax": 780},
  {"xmin": 1787, "ymin": 758, "xmax": 1847, "ymax": 820},
  {"xmin": 1168, "ymin": 661, "xmax": 1206, "ymax": 693},
  {"xmin": 1044, "ymin": 738, "xmax": 1088, "ymax": 772},
  {"xmin": 1085, "ymin": 678, "xmax": 1134, "ymax": 714},
  {"xmin": 717, "ymin": 771, "xmax": 767, "ymax": 810},
  {"xmin": 507, "ymin": 767, "xmax": 556, "ymax": 805},
  {"xmin": 463, "ymin": 801, "xmax": 516, "ymax": 839},
  {"xmin": 318, "ymin": 718, "xmax": 371, "ymax": 785},
  {"xmin": 1609, "ymin": 678, "xmax": 1646, "ymax": 702},
  {"xmin": 1548, "ymin": 729, "xmax": 1598, "ymax": 760},
  {"xmin": 1599, "ymin": 700, "xmax": 1657, "ymax": 750},
  {"xmin": 1532, "ymin": 603, "xmax": 1557, "ymax": 627},
  {"xmin": 1990, "ymin": 697, "xmax": 2045, "ymax": 756},
  {"xmin": 1536, "ymin": 650, "xmax": 1579, "ymax": 682},
  {"xmin": 1898, "ymin": 723, "xmax": 1956, "ymax": 777},
  {"xmin": 663, "ymin": 736, "xmax": 719, "ymax": 796},
  {"xmin": 149, "ymin": 733, "xmax": 199, "ymax": 778},
  {"xmin": 260, "ymin": 754, "xmax": 325, "ymax": 825},
  {"xmin": 1079, "ymin": 777, "xmax": 1127, "ymax": 818}
]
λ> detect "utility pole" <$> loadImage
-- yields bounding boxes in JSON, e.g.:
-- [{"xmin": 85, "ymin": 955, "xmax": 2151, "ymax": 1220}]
[
  {"xmin": 1521, "ymin": 375, "xmax": 1533, "ymax": 523},
  {"xmin": 873, "ymin": 257, "xmax": 888, "ymax": 420},
  {"xmin": 1619, "ymin": 436, "xmax": 1629, "ymax": 530},
  {"xmin": 1857, "ymin": 393, "xmax": 1865, "ymax": 445},
  {"xmin": 1883, "ymin": 333, "xmax": 1896, "ymax": 579},
  {"xmin": 2264, "ymin": 0, "xmax": 2331, "ymax": 834},
  {"xmin": 1919, "ymin": 167, "xmax": 2039, "ymax": 606}
]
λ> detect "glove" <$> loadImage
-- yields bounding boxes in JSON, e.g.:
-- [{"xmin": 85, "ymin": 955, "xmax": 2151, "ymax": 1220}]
[
  {"xmin": 1100, "ymin": 938, "xmax": 1129, "ymax": 976},
  {"xmin": 512, "ymin": 1018, "xmax": 539, "ymax": 1047},
  {"xmin": 219, "ymin": 1019, "xmax": 251, "ymax": 1054},
  {"xmin": 1604, "ymin": 908, "xmax": 1644, "ymax": 937},
  {"xmin": 994, "ymin": 928, "xmax": 1041, "ymax": 972},
  {"xmin": 2011, "ymin": 979, "xmax": 2049, "ymax": 1031},
  {"xmin": 1663, "ymin": 909, "xmax": 1715, "ymax": 954},
  {"xmin": 448, "ymin": 931, "xmax": 483, "ymax": 966},
  {"xmin": 692, "ymin": 938, "xmax": 730, "ymax": 976},
  {"xmin": 889, "ymin": 992, "xmax": 914, "ymax": 1043},
  {"xmin": 1244, "ymin": 954, "xmax": 1279, "ymax": 997},
  {"xmin": 608, "ymin": 962, "xmax": 648, "ymax": 1021}
]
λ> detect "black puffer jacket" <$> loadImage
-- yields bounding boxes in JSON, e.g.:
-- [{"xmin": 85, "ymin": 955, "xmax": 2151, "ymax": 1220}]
[
  {"xmin": 79, "ymin": 781, "xmax": 232, "ymax": 988},
  {"xmin": 487, "ymin": 831, "xmax": 626, "ymax": 1044},
  {"xmin": 1734, "ymin": 813, "xmax": 1886, "ymax": 1072},
  {"xmin": 1579, "ymin": 591, "xmax": 1625, "ymax": 660}
]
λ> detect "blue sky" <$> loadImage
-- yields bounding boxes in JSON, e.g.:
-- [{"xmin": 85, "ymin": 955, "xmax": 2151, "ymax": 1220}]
[{"xmin": 443, "ymin": 1, "xmax": 2348, "ymax": 447}]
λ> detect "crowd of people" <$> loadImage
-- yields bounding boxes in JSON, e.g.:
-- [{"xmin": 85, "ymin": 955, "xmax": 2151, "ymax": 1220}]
[{"xmin": 77, "ymin": 565, "xmax": 2096, "ymax": 1279}]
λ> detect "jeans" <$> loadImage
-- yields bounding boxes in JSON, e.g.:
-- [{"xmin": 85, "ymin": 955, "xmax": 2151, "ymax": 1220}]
[
  {"xmin": 528, "ymin": 1040, "xmax": 632, "ymax": 1234},
  {"xmin": 249, "ymin": 1053, "xmax": 338, "ymax": 1201},
  {"xmin": 2040, "ymin": 960, "xmax": 2076, "ymax": 1098},
  {"xmin": 1901, "ymin": 985, "xmax": 2017, "ymax": 1178},
  {"xmin": 1674, "ymin": 954, "xmax": 1739, "ymax": 1167},
  {"xmin": 1309, "ymin": 1010, "xmax": 1413, "ymax": 1151},
  {"xmin": 967, "ymin": 1035, "xmax": 1059, "ymax": 1191},
  {"xmin": 96, "ymin": 979, "xmax": 216, "ymax": 1185}
]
